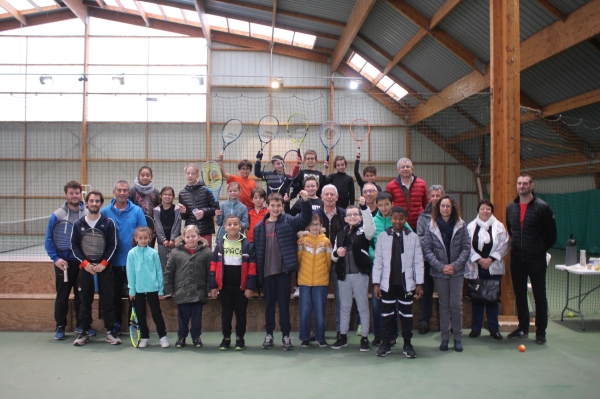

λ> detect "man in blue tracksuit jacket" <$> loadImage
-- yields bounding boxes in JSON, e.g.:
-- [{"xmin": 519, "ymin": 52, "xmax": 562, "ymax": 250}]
[{"xmin": 100, "ymin": 180, "xmax": 146, "ymax": 332}]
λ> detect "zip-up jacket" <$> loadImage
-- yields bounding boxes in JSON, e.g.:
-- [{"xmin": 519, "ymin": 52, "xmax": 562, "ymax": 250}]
[
  {"xmin": 386, "ymin": 174, "xmax": 429, "ymax": 230},
  {"xmin": 178, "ymin": 180, "xmax": 217, "ymax": 235},
  {"xmin": 71, "ymin": 214, "xmax": 117, "ymax": 269},
  {"xmin": 416, "ymin": 202, "xmax": 433, "ymax": 242},
  {"xmin": 369, "ymin": 211, "xmax": 412, "ymax": 260},
  {"xmin": 100, "ymin": 199, "xmax": 146, "ymax": 266},
  {"xmin": 209, "ymin": 236, "xmax": 257, "ymax": 291},
  {"xmin": 215, "ymin": 199, "xmax": 249, "ymax": 240},
  {"xmin": 126, "ymin": 246, "xmax": 164, "ymax": 296},
  {"xmin": 153, "ymin": 205, "xmax": 182, "ymax": 244},
  {"xmin": 297, "ymin": 231, "xmax": 332, "ymax": 286},
  {"xmin": 422, "ymin": 218, "xmax": 471, "ymax": 279},
  {"xmin": 163, "ymin": 240, "xmax": 212, "ymax": 305},
  {"xmin": 314, "ymin": 206, "xmax": 346, "ymax": 244},
  {"xmin": 331, "ymin": 205, "xmax": 376, "ymax": 280},
  {"xmin": 45, "ymin": 201, "xmax": 88, "ymax": 262},
  {"xmin": 253, "ymin": 198, "xmax": 312, "ymax": 285},
  {"xmin": 506, "ymin": 195, "xmax": 557, "ymax": 261},
  {"xmin": 373, "ymin": 227, "xmax": 424, "ymax": 293}
]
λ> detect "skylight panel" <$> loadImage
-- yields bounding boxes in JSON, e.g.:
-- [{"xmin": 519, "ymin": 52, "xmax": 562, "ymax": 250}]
[
  {"xmin": 272, "ymin": 27, "xmax": 293, "ymax": 45},
  {"xmin": 7, "ymin": 0, "xmax": 34, "ymax": 11},
  {"xmin": 228, "ymin": 18, "xmax": 249, "ymax": 36},
  {"xmin": 250, "ymin": 23, "xmax": 272, "ymax": 41},
  {"xmin": 120, "ymin": 0, "xmax": 136, "ymax": 11},
  {"xmin": 348, "ymin": 53, "xmax": 366, "ymax": 72},
  {"xmin": 207, "ymin": 14, "xmax": 228, "ymax": 31},
  {"xmin": 184, "ymin": 10, "xmax": 200, "ymax": 23},
  {"xmin": 292, "ymin": 32, "xmax": 316, "ymax": 49},
  {"xmin": 31, "ymin": 0, "xmax": 56, "ymax": 7},
  {"xmin": 359, "ymin": 62, "xmax": 380, "ymax": 81},
  {"xmin": 139, "ymin": 1, "xmax": 161, "ymax": 16},
  {"xmin": 162, "ymin": 5, "xmax": 182, "ymax": 20},
  {"xmin": 387, "ymin": 83, "xmax": 408, "ymax": 101},
  {"xmin": 103, "ymin": 0, "xmax": 119, "ymax": 7},
  {"xmin": 376, "ymin": 75, "xmax": 394, "ymax": 92}
]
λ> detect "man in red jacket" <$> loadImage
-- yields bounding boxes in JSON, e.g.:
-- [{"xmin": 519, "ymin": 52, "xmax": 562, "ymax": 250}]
[{"xmin": 385, "ymin": 158, "xmax": 428, "ymax": 231}]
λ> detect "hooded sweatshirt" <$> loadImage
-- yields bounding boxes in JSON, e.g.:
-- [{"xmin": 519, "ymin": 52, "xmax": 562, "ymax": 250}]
[
  {"xmin": 100, "ymin": 198, "xmax": 147, "ymax": 266},
  {"xmin": 215, "ymin": 199, "xmax": 249, "ymax": 240},
  {"xmin": 45, "ymin": 201, "xmax": 88, "ymax": 262}
]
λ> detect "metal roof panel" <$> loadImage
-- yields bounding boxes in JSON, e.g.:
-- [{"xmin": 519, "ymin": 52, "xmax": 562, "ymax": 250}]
[
  {"xmin": 275, "ymin": 14, "xmax": 343, "ymax": 36},
  {"xmin": 546, "ymin": 0, "xmax": 591, "ymax": 14},
  {"xmin": 402, "ymin": 0, "xmax": 446, "ymax": 19},
  {"xmin": 520, "ymin": 0, "xmax": 559, "ymax": 41},
  {"xmin": 315, "ymin": 37, "xmax": 337, "ymax": 50},
  {"xmin": 390, "ymin": 65, "xmax": 430, "ymax": 94},
  {"xmin": 277, "ymin": 0, "xmax": 357, "ymax": 23},
  {"xmin": 206, "ymin": 0, "xmax": 272, "ymax": 23},
  {"xmin": 351, "ymin": 35, "xmax": 390, "ymax": 69}
]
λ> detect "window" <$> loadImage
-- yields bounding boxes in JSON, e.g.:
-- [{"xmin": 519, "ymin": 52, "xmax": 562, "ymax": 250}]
[
  {"xmin": 376, "ymin": 75, "xmax": 394, "ymax": 92},
  {"xmin": 207, "ymin": 14, "xmax": 228, "ymax": 32},
  {"xmin": 273, "ymin": 28, "xmax": 294, "ymax": 45},
  {"xmin": 292, "ymin": 32, "xmax": 316, "ymax": 49},
  {"xmin": 387, "ymin": 83, "xmax": 408, "ymax": 101},
  {"xmin": 360, "ymin": 62, "xmax": 381, "ymax": 82},
  {"xmin": 348, "ymin": 53, "xmax": 367, "ymax": 72},
  {"xmin": 228, "ymin": 19, "xmax": 249, "ymax": 36},
  {"xmin": 250, "ymin": 23, "xmax": 272, "ymax": 41}
]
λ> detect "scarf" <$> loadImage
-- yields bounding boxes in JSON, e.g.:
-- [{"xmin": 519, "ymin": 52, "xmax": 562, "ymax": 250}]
[
  {"xmin": 134, "ymin": 178, "xmax": 155, "ymax": 195},
  {"xmin": 475, "ymin": 215, "xmax": 496, "ymax": 251},
  {"xmin": 436, "ymin": 215, "xmax": 455, "ymax": 261}
]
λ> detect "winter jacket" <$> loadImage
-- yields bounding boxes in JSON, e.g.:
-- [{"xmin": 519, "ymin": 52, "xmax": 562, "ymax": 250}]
[
  {"xmin": 247, "ymin": 207, "xmax": 268, "ymax": 242},
  {"xmin": 71, "ymin": 214, "xmax": 117, "ymax": 269},
  {"xmin": 254, "ymin": 198, "xmax": 312, "ymax": 285},
  {"xmin": 178, "ymin": 181, "xmax": 217, "ymax": 235},
  {"xmin": 297, "ymin": 231, "xmax": 332, "ymax": 286},
  {"xmin": 332, "ymin": 205, "xmax": 376, "ymax": 280},
  {"xmin": 126, "ymin": 246, "xmax": 164, "ymax": 296},
  {"xmin": 314, "ymin": 206, "xmax": 346, "ymax": 244},
  {"xmin": 326, "ymin": 172, "xmax": 355, "ymax": 209},
  {"xmin": 369, "ymin": 211, "xmax": 412, "ymax": 260},
  {"xmin": 416, "ymin": 202, "xmax": 433, "ymax": 242},
  {"xmin": 129, "ymin": 186, "xmax": 160, "ymax": 217},
  {"xmin": 100, "ymin": 199, "xmax": 147, "ymax": 266},
  {"xmin": 45, "ymin": 201, "xmax": 88, "ymax": 262},
  {"xmin": 385, "ymin": 175, "xmax": 429, "ymax": 230},
  {"xmin": 465, "ymin": 217, "xmax": 509, "ymax": 278},
  {"xmin": 153, "ymin": 205, "xmax": 182, "ymax": 245},
  {"xmin": 215, "ymin": 199, "xmax": 249, "ymax": 240},
  {"xmin": 163, "ymin": 240, "xmax": 212, "ymax": 305},
  {"xmin": 506, "ymin": 195, "xmax": 557, "ymax": 261},
  {"xmin": 422, "ymin": 218, "xmax": 471, "ymax": 279},
  {"xmin": 210, "ymin": 236, "xmax": 257, "ymax": 291},
  {"xmin": 372, "ymin": 227, "xmax": 424, "ymax": 293}
]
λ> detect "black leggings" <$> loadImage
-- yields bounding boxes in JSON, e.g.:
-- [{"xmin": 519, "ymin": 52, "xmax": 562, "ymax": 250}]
[{"xmin": 134, "ymin": 292, "xmax": 167, "ymax": 339}]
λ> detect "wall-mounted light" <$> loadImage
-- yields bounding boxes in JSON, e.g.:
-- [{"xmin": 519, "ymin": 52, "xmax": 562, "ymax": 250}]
[
  {"xmin": 78, "ymin": 75, "xmax": 88, "ymax": 82},
  {"xmin": 192, "ymin": 76, "xmax": 204, "ymax": 85},
  {"xmin": 39, "ymin": 76, "xmax": 53, "ymax": 85},
  {"xmin": 112, "ymin": 76, "xmax": 125, "ymax": 85},
  {"xmin": 270, "ymin": 77, "xmax": 284, "ymax": 89},
  {"xmin": 349, "ymin": 79, "xmax": 362, "ymax": 90}
]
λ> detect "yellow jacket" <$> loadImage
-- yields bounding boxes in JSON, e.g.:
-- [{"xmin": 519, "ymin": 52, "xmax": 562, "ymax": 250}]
[{"xmin": 297, "ymin": 231, "xmax": 332, "ymax": 287}]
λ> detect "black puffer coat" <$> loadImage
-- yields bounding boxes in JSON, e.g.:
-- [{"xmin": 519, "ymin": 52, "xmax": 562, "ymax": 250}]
[{"xmin": 178, "ymin": 181, "xmax": 217, "ymax": 235}]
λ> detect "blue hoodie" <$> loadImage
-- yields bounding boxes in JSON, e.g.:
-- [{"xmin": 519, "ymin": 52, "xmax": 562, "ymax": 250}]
[
  {"xmin": 126, "ymin": 246, "xmax": 164, "ymax": 296},
  {"xmin": 101, "ymin": 199, "xmax": 146, "ymax": 267},
  {"xmin": 45, "ymin": 201, "xmax": 88, "ymax": 262}
]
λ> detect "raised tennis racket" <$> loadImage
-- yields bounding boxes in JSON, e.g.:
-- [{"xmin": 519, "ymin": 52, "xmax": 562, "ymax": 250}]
[
  {"xmin": 221, "ymin": 118, "xmax": 243, "ymax": 154},
  {"xmin": 202, "ymin": 161, "xmax": 224, "ymax": 202},
  {"xmin": 130, "ymin": 304, "xmax": 141, "ymax": 347},
  {"xmin": 257, "ymin": 115, "xmax": 279, "ymax": 153},
  {"xmin": 52, "ymin": 220, "xmax": 73, "ymax": 282},
  {"xmin": 272, "ymin": 150, "xmax": 302, "ymax": 194},
  {"xmin": 81, "ymin": 228, "xmax": 106, "ymax": 264},
  {"xmin": 350, "ymin": 118, "xmax": 371, "ymax": 154},
  {"xmin": 319, "ymin": 121, "xmax": 342, "ymax": 162},
  {"xmin": 286, "ymin": 113, "xmax": 309, "ymax": 157},
  {"xmin": 145, "ymin": 215, "xmax": 155, "ymax": 233}
]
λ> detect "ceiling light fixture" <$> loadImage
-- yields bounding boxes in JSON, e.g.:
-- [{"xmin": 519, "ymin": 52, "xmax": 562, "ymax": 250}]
[
  {"xmin": 349, "ymin": 79, "xmax": 362, "ymax": 90},
  {"xmin": 270, "ymin": 77, "xmax": 283, "ymax": 89},
  {"xmin": 192, "ymin": 76, "xmax": 205, "ymax": 85}
]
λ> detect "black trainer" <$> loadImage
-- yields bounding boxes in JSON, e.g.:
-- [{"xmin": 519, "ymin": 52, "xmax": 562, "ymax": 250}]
[
  {"xmin": 331, "ymin": 334, "xmax": 348, "ymax": 349},
  {"xmin": 192, "ymin": 336, "xmax": 203, "ymax": 348},
  {"xmin": 469, "ymin": 330, "xmax": 481, "ymax": 338},
  {"xmin": 402, "ymin": 343, "xmax": 417, "ymax": 358},
  {"xmin": 535, "ymin": 334, "xmax": 546, "ymax": 345},
  {"xmin": 359, "ymin": 337, "xmax": 370, "ymax": 352},
  {"xmin": 507, "ymin": 329, "xmax": 528, "ymax": 339},
  {"xmin": 300, "ymin": 340, "xmax": 310, "ymax": 348},
  {"xmin": 377, "ymin": 344, "xmax": 391, "ymax": 357},
  {"xmin": 175, "ymin": 336, "xmax": 186, "ymax": 348},
  {"xmin": 490, "ymin": 331, "xmax": 503, "ymax": 340},
  {"xmin": 235, "ymin": 337, "xmax": 245, "ymax": 351},
  {"xmin": 219, "ymin": 337, "xmax": 231, "ymax": 351},
  {"xmin": 371, "ymin": 336, "xmax": 382, "ymax": 346},
  {"xmin": 418, "ymin": 321, "xmax": 429, "ymax": 335}
]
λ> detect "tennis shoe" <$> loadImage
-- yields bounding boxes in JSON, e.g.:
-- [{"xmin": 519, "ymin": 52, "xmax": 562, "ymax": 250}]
[
  {"xmin": 318, "ymin": 340, "xmax": 329, "ymax": 348},
  {"xmin": 356, "ymin": 324, "xmax": 362, "ymax": 336},
  {"xmin": 331, "ymin": 335, "xmax": 348, "ymax": 349},
  {"xmin": 75, "ymin": 326, "xmax": 97, "ymax": 337},
  {"xmin": 138, "ymin": 338, "xmax": 149, "ymax": 348},
  {"xmin": 54, "ymin": 326, "xmax": 66, "ymax": 340},
  {"xmin": 377, "ymin": 344, "xmax": 391, "ymax": 357},
  {"xmin": 175, "ymin": 336, "xmax": 186, "ymax": 348},
  {"xmin": 507, "ymin": 329, "xmax": 528, "ymax": 339},
  {"xmin": 300, "ymin": 340, "xmax": 310, "ymax": 348},
  {"xmin": 359, "ymin": 337, "xmax": 370, "ymax": 352},
  {"xmin": 293, "ymin": 287, "xmax": 300, "ymax": 298},
  {"xmin": 235, "ymin": 337, "xmax": 245, "ymax": 351},
  {"xmin": 282, "ymin": 336, "xmax": 293, "ymax": 351},
  {"xmin": 219, "ymin": 337, "xmax": 231, "ymax": 351},
  {"xmin": 192, "ymin": 336, "xmax": 203, "ymax": 348},
  {"xmin": 402, "ymin": 343, "xmax": 417, "ymax": 358},
  {"xmin": 262, "ymin": 334, "xmax": 274, "ymax": 349},
  {"xmin": 160, "ymin": 336, "xmax": 170, "ymax": 348},
  {"xmin": 106, "ymin": 331, "xmax": 121, "ymax": 345},
  {"xmin": 73, "ymin": 332, "xmax": 89, "ymax": 346},
  {"xmin": 371, "ymin": 336, "xmax": 382, "ymax": 346}
]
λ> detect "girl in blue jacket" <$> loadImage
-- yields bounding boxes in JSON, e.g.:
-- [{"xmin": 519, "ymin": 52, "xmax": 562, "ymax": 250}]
[
  {"xmin": 215, "ymin": 182, "xmax": 249, "ymax": 240},
  {"xmin": 127, "ymin": 226, "xmax": 169, "ymax": 349}
]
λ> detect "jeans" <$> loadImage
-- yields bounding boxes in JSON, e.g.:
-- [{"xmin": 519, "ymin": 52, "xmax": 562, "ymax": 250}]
[
  {"xmin": 511, "ymin": 255, "xmax": 548, "ymax": 335},
  {"xmin": 54, "ymin": 260, "xmax": 81, "ymax": 328},
  {"xmin": 299, "ymin": 285, "xmax": 328, "ymax": 342},
  {"xmin": 220, "ymin": 282, "xmax": 248, "ymax": 338},
  {"xmin": 330, "ymin": 266, "xmax": 340, "ymax": 332},
  {"xmin": 177, "ymin": 302, "xmax": 203, "ymax": 338},
  {"xmin": 78, "ymin": 268, "xmax": 116, "ymax": 332},
  {"xmin": 263, "ymin": 273, "xmax": 292, "ymax": 337},
  {"xmin": 372, "ymin": 286, "xmax": 399, "ymax": 339},
  {"xmin": 420, "ymin": 262, "xmax": 435, "ymax": 325},
  {"xmin": 134, "ymin": 292, "xmax": 167, "ymax": 339},
  {"xmin": 471, "ymin": 269, "xmax": 502, "ymax": 333}
]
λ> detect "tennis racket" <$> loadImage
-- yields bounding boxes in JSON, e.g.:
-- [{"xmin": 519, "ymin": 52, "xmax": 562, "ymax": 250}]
[
  {"xmin": 272, "ymin": 150, "xmax": 302, "ymax": 194},
  {"xmin": 257, "ymin": 115, "xmax": 279, "ymax": 153},
  {"xmin": 319, "ymin": 121, "xmax": 342, "ymax": 162},
  {"xmin": 130, "ymin": 305, "xmax": 141, "ymax": 347},
  {"xmin": 81, "ymin": 228, "xmax": 106, "ymax": 264},
  {"xmin": 202, "ymin": 161, "xmax": 224, "ymax": 202},
  {"xmin": 221, "ymin": 118, "xmax": 243, "ymax": 154},
  {"xmin": 286, "ymin": 113, "xmax": 309, "ymax": 157},
  {"xmin": 51, "ymin": 220, "xmax": 73, "ymax": 282},
  {"xmin": 350, "ymin": 118, "xmax": 371, "ymax": 154},
  {"xmin": 145, "ymin": 215, "xmax": 155, "ymax": 233}
]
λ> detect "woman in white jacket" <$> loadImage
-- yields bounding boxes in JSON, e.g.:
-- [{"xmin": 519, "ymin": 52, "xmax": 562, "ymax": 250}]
[{"xmin": 465, "ymin": 199, "xmax": 509, "ymax": 340}]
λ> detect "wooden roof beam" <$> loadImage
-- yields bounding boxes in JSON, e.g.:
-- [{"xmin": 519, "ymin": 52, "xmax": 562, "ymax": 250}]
[
  {"xmin": 0, "ymin": 8, "xmax": 75, "ymax": 31},
  {"xmin": 94, "ymin": 0, "xmax": 105, "ymax": 9},
  {"xmin": 429, "ymin": 0, "xmax": 462, "ymax": 30},
  {"xmin": 26, "ymin": 0, "xmax": 41, "ymax": 12},
  {"xmin": 0, "ymin": 0, "xmax": 27, "ymax": 25},
  {"xmin": 61, "ymin": 0, "xmax": 89, "ymax": 24},
  {"xmin": 371, "ymin": 28, "xmax": 426, "ymax": 87},
  {"xmin": 535, "ymin": 0, "xmax": 566, "ymax": 22},
  {"xmin": 542, "ymin": 87, "xmax": 600, "ymax": 116},
  {"xmin": 134, "ymin": 1, "xmax": 150, "ymax": 27},
  {"xmin": 331, "ymin": 0, "xmax": 377, "ymax": 71}
]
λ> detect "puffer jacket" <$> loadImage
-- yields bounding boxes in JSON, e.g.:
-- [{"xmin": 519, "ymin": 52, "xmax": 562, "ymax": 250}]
[
  {"xmin": 369, "ymin": 211, "xmax": 412, "ymax": 260},
  {"xmin": 297, "ymin": 230, "xmax": 332, "ymax": 287},
  {"xmin": 422, "ymin": 218, "xmax": 471, "ymax": 279},
  {"xmin": 178, "ymin": 181, "xmax": 217, "ymax": 235},
  {"xmin": 163, "ymin": 239, "xmax": 212, "ymax": 305},
  {"xmin": 465, "ymin": 217, "xmax": 509, "ymax": 278},
  {"xmin": 254, "ymin": 198, "xmax": 312, "ymax": 285},
  {"xmin": 372, "ymin": 227, "xmax": 424, "ymax": 293},
  {"xmin": 416, "ymin": 202, "xmax": 433, "ymax": 241},
  {"xmin": 506, "ymin": 195, "xmax": 557, "ymax": 261},
  {"xmin": 209, "ymin": 235, "xmax": 257, "ymax": 291},
  {"xmin": 385, "ymin": 175, "xmax": 428, "ymax": 230}
]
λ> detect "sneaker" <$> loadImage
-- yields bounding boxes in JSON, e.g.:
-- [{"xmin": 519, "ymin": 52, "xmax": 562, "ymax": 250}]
[
  {"xmin": 439, "ymin": 339, "xmax": 449, "ymax": 351},
  {"xmin": 454, "ymin": 340, "xmax": 463, "ymax": 352},
  {"xmin": 371, "ymin": 336, "xmax": 382, "ymax": 346},
  {"xmin": 282, "ymin": 336, "xmax": 293, "ymax": 351},
  {"xmin": 377, "ymin": 344, "xmax": 391, "ymax": 357},
  {"xmin": 390, "ymin": 338, "xmax": 397, "ymax": 347},
  {"xmin": 138, "ymin": 338, "xmax": 149, "ymax": 348},
  {"xmin": 318, "ymin": 340, "xmax": 329, "ymax": 348},
  {"xmin": 235, "ymin": 337, "xmax": 245, "ymax": 351},
  {"xmin": 106, "ymin": 331, "xmax": 121, "ymax": 345},
  {"xmin": 54, "ymin": 326, "xmax": 66, "ymax": 340},
  {"xmin": 293, "ymin": 286, "xmax": 300, "ymax": 298},
  {"xmin": 490, "ymin": 331, "xmax": 503, "ymax": 340},
  {"xmin": 300, "ymin": 340, "xmax": 310, "ymax": 348},
  {"xmin": 310, "ymin": 331, "xmax": 316, "ymax": 342},
  {"xmin": 469, "ymin": 330, "xmax": 481, "ymax": 338},
  {"xmin": 507, "ymin": 329, "xmax": 528, "ymax": 339},
  {"xmin": 192, "ymin": 336, "xmax": 203, "ymax": 348},
  {"xmin": 160, "ymin": 336, "xmax": 170, "ymax": 348},
  {"xmin": 331, "ymin": 335, "xmax": 348, "ymax": 349},
  {"xmin": 356, "ymin": 324, "xmax": 362, "ymax": 336},
  {"xmin": 418, "ymin": 321, "xmax": 429, "ymax": 335},
  {"xmin": 219, "ymin": 337, "xmax": 231, "ymax": 351},
  {"xmin": 113, "ymin": 322, "xmax": 121, "ymax": 336},
  {"xmin": 535, "ymin": 334, "xmax": 547, "ymax": 345},
  {"xmin": 175, "ymin": 336, "xmax": 186, "ymax": 348},
  {"xmin": 359, "ymin": 337, "xmax": 370, "ymax": 352},
  {"xmin": 403, "ymin": 343, "xmax": 417, "ymax": 358},
  {"xmin": 73, "ymin": 332, "xmax": 89, "ymax": 346},
  {"xmin": 75, "ymin": 326, "xmax": 96, "ymax": 337},
  {"xmin": 262, "ymin": 334, "xmax": 274, "ymax": 349}
]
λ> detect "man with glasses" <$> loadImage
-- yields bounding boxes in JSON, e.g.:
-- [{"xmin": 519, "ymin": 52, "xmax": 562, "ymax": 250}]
[
  {"xmin": 218, "ymin": 153, "xmax": 256, "ymax": 209},
  {"xmin": 386, "ymin": 158, "xmax": 428, "ymax": 231},
  {"xmin": 362, "ymin": 183, "xmax": 379, "ymax": 217}
]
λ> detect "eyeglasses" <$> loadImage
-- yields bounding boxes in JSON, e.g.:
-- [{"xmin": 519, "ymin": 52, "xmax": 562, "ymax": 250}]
[
  {"xmin": 399, "ymin": 165, "xmax": 412, "ymax": 170},
  {"xmin": 362, "ymin": 189, "xmax": 376, "ymax": 194},
  {"xmin": 309, "ymin": 223, "xmax": 321, "ymax": 227},
  {"xmin": 345, "ymin": 213, "xmax": 361, "ymax": 217}
]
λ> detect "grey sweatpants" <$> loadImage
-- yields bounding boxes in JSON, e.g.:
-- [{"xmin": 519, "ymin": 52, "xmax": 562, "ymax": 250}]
[
  {"xmin": 433, "ymin": 276, "xmax": 463, "ymax": 341},
  {"xmin": 157, "ymin": 244, "xmax": 171, "ymax": 274},
  {"xmin": 339, "ymin": 273, "xmax": 370, "ymax": 337}
]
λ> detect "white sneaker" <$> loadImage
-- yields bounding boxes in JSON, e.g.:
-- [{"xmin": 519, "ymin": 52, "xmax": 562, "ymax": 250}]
[
  {"xmin": 138, "ymin": 338, "xmax": 149, "ymax": 348},
  {"xmin": 160, "ymin": 336, "xmax": 170, "ymax": 348},
  {"xmin": 293, "ymin": 287, "xmax": 300, "ymax": 298},
  {"xmin": 106, "ymin": 331, "xmax": 122, "ymax": 345}
]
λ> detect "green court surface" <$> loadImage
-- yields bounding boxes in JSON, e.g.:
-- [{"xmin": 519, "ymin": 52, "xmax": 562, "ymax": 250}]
[{"xmin": 1, "ymin": 318, "xmax": 599, "ymax": 399}]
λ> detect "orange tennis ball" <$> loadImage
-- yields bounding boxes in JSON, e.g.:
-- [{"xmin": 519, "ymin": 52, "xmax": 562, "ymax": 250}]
[{"xmin": 518, "ymin": 344, "xmax": 526, "ymax": 352}]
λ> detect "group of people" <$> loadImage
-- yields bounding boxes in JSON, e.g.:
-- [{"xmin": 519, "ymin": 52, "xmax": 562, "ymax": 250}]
[{"xmin": 45, "ymin": 148, "xmax": 557, "ymax": 357}]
